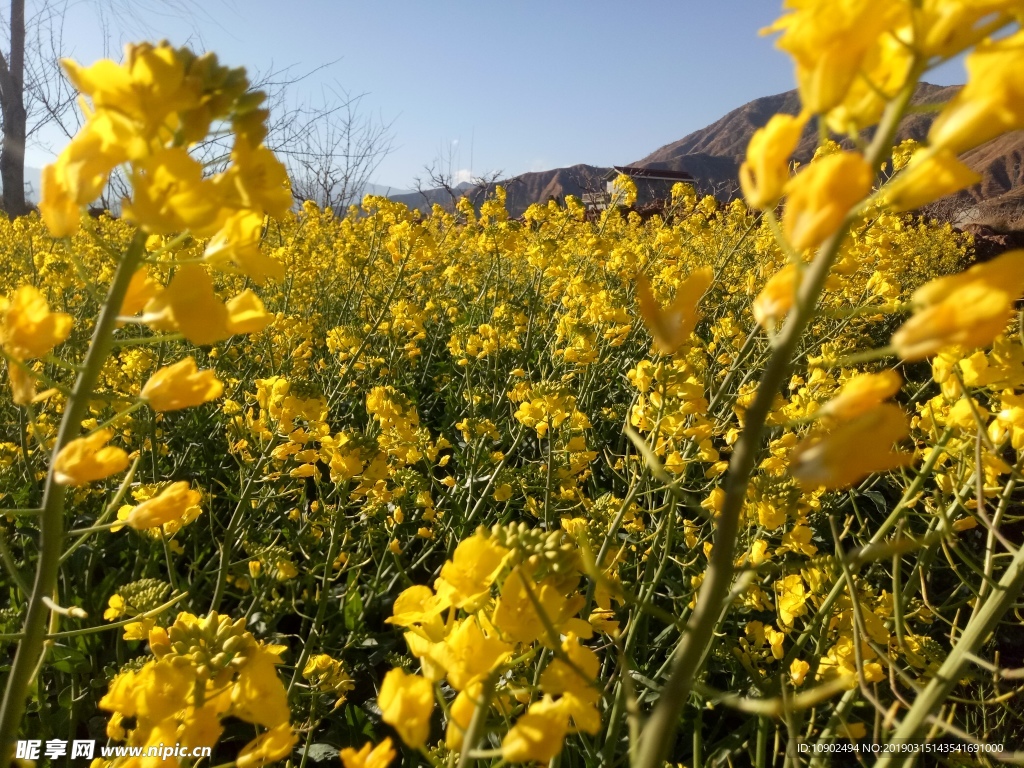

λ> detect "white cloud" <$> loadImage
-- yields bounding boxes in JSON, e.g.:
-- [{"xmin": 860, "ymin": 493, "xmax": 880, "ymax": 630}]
[{"xmin": 454, "ymin": 168, "xmax": 475, "ymax": 184}]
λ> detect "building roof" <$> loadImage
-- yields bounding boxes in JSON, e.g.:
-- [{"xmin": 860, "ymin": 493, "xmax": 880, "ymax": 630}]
[{"xmin": 608, "ymin": 165, "xmax": 695, "ymax": 181}]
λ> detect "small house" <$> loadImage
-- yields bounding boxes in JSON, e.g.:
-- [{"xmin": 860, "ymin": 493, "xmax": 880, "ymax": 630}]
[{"xmin": 583, "ymin": 165, "xmax": 695, "ymax": 210}]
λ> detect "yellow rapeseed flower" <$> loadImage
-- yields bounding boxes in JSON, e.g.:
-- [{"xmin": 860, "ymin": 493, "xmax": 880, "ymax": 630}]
[
  {"xmin": 435, "ymin": 531, "xmax": 510, "ymax": 610},
  {"xmin": 790, "ymin": 403, "xmax": 913, "ymax": 489},
  {"xmin": 776, "ymin": 574, "xmax": 809, "ymax": 626},
  {"xmin": 764, "ymin": 0, "xmax": 907, "ymax": 113},
  {"xmin": 340, "ymin": 738, "xmax": 396, "ymax": 768},
  {"xmin": 739, "ymin": 111, "xmax": 808, "ymax": 209},
  {"xmin": 231, "ymin": 646, "xmax": 292, "ymax": 728},
  {"xmin": 53, "ymin": 429, "xmax": 130, "ymax": 486},
  {"xmin": 816, "ymin": 370, "xmax": 902, "ymax": 422},
  {"xmin": 236, "ymin": 724, "xmax": 297, "ymax": 768},
  {"xmin": 141, "ymin": 357, "xmax": 224, "ymax": 411},
  {"xmin": 123, "ymin": 147, "xmax": 224, "ymax": 235},
  {"xmin": 502, "ymin": 696, "xmax": 569, "ymax": 763},
  {"xmin": 891, "ymin": 250, "xmax": 1024, "ymax": 360},
  {"xmin": 119, "ymin": 266, "xmax": 161, "ymax": 319},
  {"xmin": 752, "ymin": 264, "xmax": 798, "ymax": 328},
  {"xmin": 928, "ymin": 29, "xmax": 1024, "ymax": 155},
  {"xmin": 790, "ymin": 658, "xmax": 811, "ymax": 686},
  {"xmin": 635, "ymin": 267, "xmax": 713, "ymax": 355},
  {"xmin": 0, "ymin": 285, "xmax": 73, "ymax": 360},
  {"xmin": 433, "ymin": 616, "xmax": 513, "ymax": 691},
  {"xmin": 445, "ymin": 682, "xmax": 482, "ymax": 751},
  {"xmin": 377, "ymin": 668, "xmax": 434, "ymax": 749},
  {"xmin": 783, "ymin": 152, "xmax": 873, "ymax": 252},
  {"xmin": 124, "ymin": 481, "xmax": 202, "ymax": 530},
  {"xmin": 883, "ymin": 148, "xmax": 981, "ymax": 212},
  {"xmin": 204, "ymin": 210, "xmax": 285, "ymax": 285},
  {"xmin": 141, "ymin": 265, "xmax": 272, "ymax": 345}
]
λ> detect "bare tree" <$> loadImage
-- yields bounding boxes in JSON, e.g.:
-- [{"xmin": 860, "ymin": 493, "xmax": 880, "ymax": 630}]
[
  {"xmin": 174, "ymin": 60, "xmax": 395, "ymax": 215},
  {"xmin": 280, "ymin": 85, "xmax": 395, "ymax": 212},
  {"xmin": 413, "ymin": 141, "xmax": 464, "ymax": 213},
  {"xmin": 0, "ymin": 0, "xmax": 28, "ymax": 215},
  {"xmin": 0, "ymin": 0, "xmax": 208, "ymax": 216}
]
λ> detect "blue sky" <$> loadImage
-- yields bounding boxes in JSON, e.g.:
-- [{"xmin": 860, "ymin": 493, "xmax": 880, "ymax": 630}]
[{"xmin": 29, "ymin": 1, "xmax": 969, "ymax": 189}]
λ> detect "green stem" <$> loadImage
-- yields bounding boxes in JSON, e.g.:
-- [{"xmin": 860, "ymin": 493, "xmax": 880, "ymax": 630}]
[
  {"xmin": 874, "ymin": 536, "xmax": 1024, "ymax": 767},
  {"xmin": 0, "ymin": 232, "xmax": 146, "ymax": 763},
  {"xmin": 457, "ymin": 670, "xmax": 498, "ymax": 768},
  {"xmin": 633, "ymin": 70, "xmax": 922, "ymax": 768}
]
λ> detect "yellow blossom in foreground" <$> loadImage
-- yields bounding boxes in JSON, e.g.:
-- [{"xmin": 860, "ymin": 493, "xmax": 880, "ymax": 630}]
[
  {"xmin": 817, "ymin": 370, "xmax": 901, "ymax": 422},
  {"xmin": 790, "ymin": 403, "xmax": 913, "ymax": 489},
  {"xmin": 892, "ymin": 250, "xmax": 1024, "ymax": 360},
  {"xmin": 752, "ymin": 264, "xmax": 798, "ymax": 328},
  {"xmin": 436, "ymin": 530, "xmax": 510, "ymax": 610},
  {"xmin": 0, "ymin": 285, "xmax": 73, "ymax": 360},
  {"xmin": 764, "ymin": 0, "xmax": 907, "ymax": 113},
  {"xmin": 141, "ymin": 264, "xmax": 272, "ymax": 345},
  {"xmin": 340, "ymin": 738, "xmax": 396, "ymax": 768},
  {"xmin": 123, "ymin": 146, "xmax": 223, "ymax": 235},
  {"xmin": 231, "ymin": 646, "xmax": 292, "ymax": 728},
  {"xmin": 433, "ymin": 616, "xmax": 513, "ymax": 691},
  {"xmin": 236, "ymin": 724, "xmax": 297, "ymax": 768},
  {"xmin": 1, "ymin": 286, "xmax": 72, "ymax": 405},
  {"xmin": 225, "ymin": 289, "xmax": 274, "ymax": 335},
  {"xmin": 6, "ymin": 359, "xmax": 36, "ymax": 405},
  {"xmin": 445, "ymin": 682, "xmax": 482, "ymax": 751},
  {"xmin": 39, "ymin": 126, "xmax": 125, "ymax": 237},
  {"xmin": 53, "ymin": 429, "xmax": 130, "ymax": 486},
  {"xmin": 205, "ymin": 210, "xmax": 285, "ymax": 285},
  {"xmin": 636, "ymin": 267, "xmax": 713, "ymax": 355},
  {"xmin": 928, "ymin": 29, "xmax": 1024, "ymax": 155},
  {"xmin": 997, "ymin": 393, "xmax": 1024, "ymax": 450},
  {"xmin": 119, "ymin": 266, "xmax": 161, "ymax": 319},
  {"xmin": 377, "ymin": 668, "xmax": 434, "ymax": 749},
  {"xmin": 124, "ymin": 481, "xmax": 202, "ymax": 530},
  {"xmin": 739, "ymin": 111, "xmax": 808, "ymax": 209},
  {"xmin": 502, "ymin": 696, "xmax": 569, "ymax": 763},
  {"xmin": 790, "ymin": 658, "xmax": 810, "ymax": 686},
  {"xmin": 141, "ymin": 356, "xmax": 224, "ymax": 411},
  {"xmin": 884, "ymin": 148, "xmax": 981, "ymax": 212},
  {"xmin": 777, "ymin": 574, "xmax": 809, "ymax": 626},
  {"xmin": 783, "ymin": 151, "xmax": 873, "ymax": 251}
]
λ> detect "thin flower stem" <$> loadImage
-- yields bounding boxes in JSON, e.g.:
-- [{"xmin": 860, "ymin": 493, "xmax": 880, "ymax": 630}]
[
  {"xmin": 59, "ymin": 455, "xmax": 141, "ymax": 565},
  {"xmin": 110, "ymin": 332, "xmax": 185, "ymax": 347},
  {"xmin": 0, "ymin": 232, "xmax": 146, "ymax": 765},
  {"xmin": 874, "ymin": 538, "xmax": 1024, "ymax": 767},
  {"xmin": 89, "ymin": 400, "xmax": 146, "ymax": 434},
  {"xmin": 457, "ymin": 669, "xmax": 498, "ymax": 768},
  {"xmin": 0, "ymin": 529, "xmax": 31, "ymax": 595}
]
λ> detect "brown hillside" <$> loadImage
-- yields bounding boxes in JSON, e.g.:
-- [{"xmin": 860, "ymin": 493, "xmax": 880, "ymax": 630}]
[
  {"xmin": 635, "ymin": 83, "xmax": 1023, "ymax": 230},
  {"xmin": 398, "ymin": 83, "xmax": 1023, "ymax": 230},
  {"xmin": 389, "ymin": 164, "xmax": 610, "ymax": 218}
]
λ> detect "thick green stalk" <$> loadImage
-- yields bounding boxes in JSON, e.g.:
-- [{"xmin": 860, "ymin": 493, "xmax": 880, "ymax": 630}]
[
  {"xmin": 633, "ymin": 74, "xmax": 920, "ymax": 768},
  {"xmin": 874, "ymin": 540, "xmax": 1024, "ymax": 768},
  {"xmin": 0, "ymin": 233, "xmax": 145, "ymax": 765}
]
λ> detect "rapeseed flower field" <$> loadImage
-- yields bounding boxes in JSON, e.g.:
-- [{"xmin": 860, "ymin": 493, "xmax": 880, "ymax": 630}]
[{"xmin": 2, "ymin": 4, "xmax": 1024, "ymax": 767}]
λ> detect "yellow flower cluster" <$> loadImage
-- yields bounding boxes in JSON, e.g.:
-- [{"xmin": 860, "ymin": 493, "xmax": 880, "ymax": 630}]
[
  {"xmin": 5, "ymin": 8, "xmax": 1024, "ymax": 762},
  {"xmin": 380, "ymin": 526, "xmax": 601, "ymax": 762},
  {"xmin": 96, "ymin": 612, "xmax": 294, "ymax": 767}
]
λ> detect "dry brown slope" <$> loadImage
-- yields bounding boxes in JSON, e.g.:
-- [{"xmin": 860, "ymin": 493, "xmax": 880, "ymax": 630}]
[{"xmin": 635, "ymin": 83, "xmax": 1024, "ymax": 230}]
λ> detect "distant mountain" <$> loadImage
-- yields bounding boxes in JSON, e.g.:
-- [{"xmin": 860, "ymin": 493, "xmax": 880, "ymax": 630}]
[
  {"xmin": 25, "ymin": 166, "xmax": 42, "ymax": 204},
  {"xmin": 634, "ymin": 83, "xmax": 1024, "ymax": 229},
  {"xmin": 363, "ymin": 181, "xmax": 413, "ymax": 198},
  {"xmin": 389, "ymin": 167, "xmax": 610, "ymax": 217},
  {"xmin": 405, "ymin": 83, "xmax": 1023, "ymax": 231}
]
